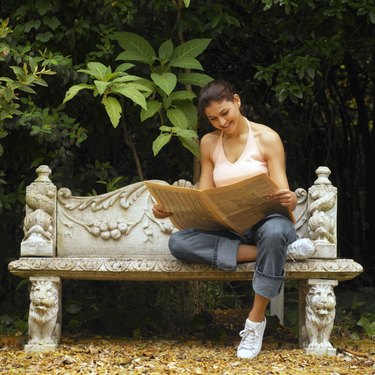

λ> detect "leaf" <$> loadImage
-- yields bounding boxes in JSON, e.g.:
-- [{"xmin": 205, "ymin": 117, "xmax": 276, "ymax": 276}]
[
  {"xmin": 111, "ymin": 85, "xmax": 147, "ymax": 109},
  {"xmin": 183, "ymin": 0, "xmax": 191, "ymax": 7},
  {"xmin": 116, "ymin": 50, "xmax": 153, "ymax": 63},
  {"xmin": 43, "ymin": 16, "xmax": 61, "ymax": 30},
  {"xmin": 101, "ymin": 71, "xmax": 123, "ymax": 81},
  {"xmin": 86, "ymin": 62, "xmax": 109, "ymax": 81},
  {"xmin": 159, "ymin": 126, "xmax": 173, "ymax": 132},
  {"xmin": 151, "ymin": 72, "xmax": 177, "ymax": 96},
  {"xmin": 63, "ymin": 84, "xmax": 93, "ymax": 104},
  {"xmin": 36, "ymin": 0, "xmax": 53, "ymax": 15},
  {"xmin": 172, "ymin": 128, "xmax": 198, "ymax": 138},
  {"xmin": 94, "ymin": 80, "xmax": 109, "ymax": 95},
  {"xmin": 36, "ymin": 32, "xmax": 53, "ymax": 42},
  {"xmin": 24, "ymin": 19, "xmax": 41, "ymax": 32},
  {"xmin": 115, "ymin": 63, "xmax": 135, "ymax": 72},
  {"xmin": 179, "ymin": 135, "xmax": 200, "ymax": 157},
  {"xmin": 174, "ymin": 100, "xmax": 198, "ymax": 129},
  {"xmin": 111, "ymin": 75, "xmax": 143, "ymax": 83},
  {"xmin": 102, "ymin": 96, "xmax": 122, "ymax": 128},
  {"xmin": 178, "ymin": 72, "xmax": 213, "ymax": 87},
  {"xmin": 128, "ymin": 79, "xmax": 155, "ymax": 93},
  {"xmin": 306, "ymin": 67, "xmax": 315, "ymax": 79},
  {"xmin": 169, "ymin": 57, "xmax": 203, "ymax": 70},
  {"xmin": 152, "ymin": 133, "xmax": 171, "ymax": 156},
  {"xmin": 167, "ymin": 108, "xmax": 188, "ymax": 129},
  {"xmin": 112, "ymin": 32, "xmax": 155, "ymax": 63},
  {"xmin": 289, "ymin": 85, "xmax": 303, "ymax": 99},
  {"xmin": 18, "ymin": 85, "xmax": 36, "ymax": 94},
  {"xmin": 140, "ymin": 100, "xmax": 162, "ymax": 122},
  {"xmin": 3, "ymin": 87, "xmax": 14, "ymax": 102},
  {"xmin": 158, "ymin": 39, "xmax": 174, "ymax": 60},
  {"xmin": 171, "ymin": 39, "xmax": 211, "ymax": 59},
  {"xmin": 30, "ymin": 157, "xmax": 45, "ymax": 168},
  {"xmin": 169, "ymin": 90, "xmax": 196, "ymax": 102}
]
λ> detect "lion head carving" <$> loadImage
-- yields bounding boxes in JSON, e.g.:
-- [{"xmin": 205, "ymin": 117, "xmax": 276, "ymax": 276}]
[
  {"xmin": 305, "ymin": 284, "xmax": 336, "ymax": 349},
  {"xmin": 30, "ymin": 280, "xmax": 59, "ymax": 323},
  {"xmin": 28, "ymin": 279, "xmax": 60, "ymax": 345}
]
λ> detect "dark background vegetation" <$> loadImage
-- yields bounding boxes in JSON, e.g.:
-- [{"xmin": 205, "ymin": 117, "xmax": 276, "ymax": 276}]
[{"xmin": 0, "ymin": 0, "xmax": 374, "ymax": 340}]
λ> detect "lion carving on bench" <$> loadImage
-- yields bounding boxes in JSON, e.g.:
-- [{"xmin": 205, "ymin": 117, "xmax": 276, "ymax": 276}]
[
  {"xmin": 305, "ymin": 283, "xmax": 336, "ymax": 349},
  {"xmin": 28, "ymin": 279, "xmax": 60, "ymax": 345}
]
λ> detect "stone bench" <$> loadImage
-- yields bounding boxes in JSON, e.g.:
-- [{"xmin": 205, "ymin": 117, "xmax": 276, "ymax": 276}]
[{"xmin": 8, "ymin": 165, "xmax": 363, "ymax": 354}]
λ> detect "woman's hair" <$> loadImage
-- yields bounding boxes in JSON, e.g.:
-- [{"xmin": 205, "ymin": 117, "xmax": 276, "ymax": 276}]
[{"xmin": 198, "ymin": 79, "xmax": 237, "ymax": 115}]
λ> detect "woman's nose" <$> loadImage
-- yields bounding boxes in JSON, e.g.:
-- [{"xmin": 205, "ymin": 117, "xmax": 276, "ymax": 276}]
[{"xmin": 218, "ymin": 117, "xmax": 226, "ymax": 126}]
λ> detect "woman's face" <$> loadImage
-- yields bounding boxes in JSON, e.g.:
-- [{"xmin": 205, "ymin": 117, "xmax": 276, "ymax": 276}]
[{"xmin": 204, "ymin": 94, "xmax": 242, "ymax": 134}]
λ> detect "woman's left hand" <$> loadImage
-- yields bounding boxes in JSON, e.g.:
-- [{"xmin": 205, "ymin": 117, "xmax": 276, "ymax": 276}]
[{"xmin": 269, "ymin": 189, "xmax": 297, "ymax": 209}]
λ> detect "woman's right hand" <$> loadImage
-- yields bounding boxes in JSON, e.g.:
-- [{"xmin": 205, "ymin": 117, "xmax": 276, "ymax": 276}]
[{"xmin": 152, "ymin": 204, "xmax": 173, "ymax": 219}]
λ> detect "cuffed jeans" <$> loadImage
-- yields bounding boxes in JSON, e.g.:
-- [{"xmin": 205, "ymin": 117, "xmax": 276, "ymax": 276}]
[{"xmin": 168, "ymin": 215, "xmax": 297, "ymax": 299}]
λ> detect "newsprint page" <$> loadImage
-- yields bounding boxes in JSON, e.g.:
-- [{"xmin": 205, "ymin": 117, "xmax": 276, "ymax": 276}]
[{"xmin": 145, "ymin": 174, "xmax": 294, "ymax": 234}]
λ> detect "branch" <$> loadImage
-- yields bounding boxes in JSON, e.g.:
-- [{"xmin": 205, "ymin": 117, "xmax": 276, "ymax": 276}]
[{"xmin": 119, "ymin": 100, "xmax": 144, "ymax": 181}]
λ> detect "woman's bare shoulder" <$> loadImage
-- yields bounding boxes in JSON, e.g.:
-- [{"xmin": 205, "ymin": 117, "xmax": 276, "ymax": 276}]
[
  {"xmin": 250, "ymin": 121, "xmax": 281, "ymax": 145},
  {"xmin": 201, "ymin": 130, "xmax": 221, "ymax": 146}
]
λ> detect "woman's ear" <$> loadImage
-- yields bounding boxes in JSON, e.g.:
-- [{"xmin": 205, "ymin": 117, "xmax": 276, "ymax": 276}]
[{"xmin": 233, "ymin": 94, "xmax": 241, "ymax": 107}]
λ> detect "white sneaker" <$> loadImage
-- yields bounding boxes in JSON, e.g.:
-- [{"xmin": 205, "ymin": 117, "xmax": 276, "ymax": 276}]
[
  {"xmin": 287, "ymin": 238, "xmax": 316, "ymax": 260},
  {"xmin": 237, "ymin": 318, "xmax": 266, "ymax": 359}
]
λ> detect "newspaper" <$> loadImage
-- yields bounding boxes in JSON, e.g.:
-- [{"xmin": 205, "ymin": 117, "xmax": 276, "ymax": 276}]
[{"xmin": 145, "ymin": 174, "xmax": 295, "ymax": 234}]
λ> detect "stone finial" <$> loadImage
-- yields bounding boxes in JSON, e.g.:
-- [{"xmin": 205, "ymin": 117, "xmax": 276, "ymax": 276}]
[
  {"xmin": 35, "ymin": 165, "xmax": 52, "ymax": 182},
  {"xmin": 308, "ymin": 166, "xmax": 337, "ymax": 258},
  {"xmin": 21, "ymin": 165, "xmax": 56, "ymax": 257},
  {"xmin": 314, "ymin": 166, "xmax": 332, "ymax": 185}
]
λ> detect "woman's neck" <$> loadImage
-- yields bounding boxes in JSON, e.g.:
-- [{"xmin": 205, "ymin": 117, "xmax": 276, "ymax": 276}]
[{"xmin": 223, "ymin": 116, "xmax": 248, "ymax": 139}]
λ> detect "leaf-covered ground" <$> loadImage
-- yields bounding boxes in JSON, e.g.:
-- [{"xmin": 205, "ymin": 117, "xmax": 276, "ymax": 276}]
[
  {"xmin": 0, "ymin": 335, "xmax": 374, "ymax": 374},
  {"xmin": 1, "ymin": 307, "xmax": 374, "ymax": 374}
]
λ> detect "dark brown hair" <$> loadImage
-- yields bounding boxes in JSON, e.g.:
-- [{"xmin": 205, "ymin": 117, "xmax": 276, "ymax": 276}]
[{"xmin": 198, "ymin": 79, "xmax": 237, "ymax": 115}]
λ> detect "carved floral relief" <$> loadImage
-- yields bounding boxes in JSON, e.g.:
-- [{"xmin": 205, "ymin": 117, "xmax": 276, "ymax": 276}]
[{"xmin": 57, "ymin": 181, "xmax": 179, "ymax": 242}]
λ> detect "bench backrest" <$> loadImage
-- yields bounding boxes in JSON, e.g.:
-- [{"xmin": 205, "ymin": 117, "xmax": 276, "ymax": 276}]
[{"xmin": 20, "ymin": 166, "xmax": 337, "ymax": 260}]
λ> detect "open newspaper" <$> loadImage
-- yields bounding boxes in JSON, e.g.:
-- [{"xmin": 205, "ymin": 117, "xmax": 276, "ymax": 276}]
[{"xmin": 145, "ymin": 174, "xmax": 295, "ymax": 234}]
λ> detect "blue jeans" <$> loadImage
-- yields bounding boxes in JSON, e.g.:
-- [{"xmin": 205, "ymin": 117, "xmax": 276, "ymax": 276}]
[{"xmin": 168, "ymin": 215, "xmax": 297, "ymax": 299}]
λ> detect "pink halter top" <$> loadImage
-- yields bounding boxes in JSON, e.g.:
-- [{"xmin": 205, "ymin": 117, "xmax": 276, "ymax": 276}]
[{"xmin": 212, "ymin": 119, "xmax": 268, "ymax": 187}]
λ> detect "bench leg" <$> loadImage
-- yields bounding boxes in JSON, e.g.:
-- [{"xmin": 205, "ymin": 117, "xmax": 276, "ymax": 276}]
[
  {"xmin": 25, "ymin": 276, "xmax": 62, "ymax": 352},
  {"xmin": 299, "ymin": 279, "xmax": 338, "ymax": 356}
]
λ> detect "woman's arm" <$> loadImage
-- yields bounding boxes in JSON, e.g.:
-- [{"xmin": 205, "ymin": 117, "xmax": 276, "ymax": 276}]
[
  {"xmin": 152, "ymin": 133, "xmax": 217, "ymax": 218},
  {"xmin": 260, "ymin": 129, "xmax": 297, "ymax": 210},
  {"xmin": 197, "ymin": 133, "xmax": 216, "ymax": 190}
]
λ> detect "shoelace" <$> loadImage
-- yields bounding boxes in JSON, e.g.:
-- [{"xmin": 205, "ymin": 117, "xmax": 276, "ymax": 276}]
[{"xmin": 238, "ymin": 327, "xmax": 260, "ymax": 350}]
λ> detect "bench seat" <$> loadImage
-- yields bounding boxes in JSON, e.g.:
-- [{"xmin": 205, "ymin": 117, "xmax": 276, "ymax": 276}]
[{"xmin": 9, "ymin": 257, "xmax": 362, "ymax": 281}]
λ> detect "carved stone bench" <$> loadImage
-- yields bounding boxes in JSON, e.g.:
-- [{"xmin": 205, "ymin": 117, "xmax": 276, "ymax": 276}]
[{"xmin": 8, "ymin": 165, "xmax": 363, "ymax": 354}]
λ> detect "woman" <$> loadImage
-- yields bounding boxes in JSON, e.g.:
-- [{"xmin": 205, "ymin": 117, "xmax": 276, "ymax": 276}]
[{"xmin": 152, "ymin": 79, "xmax": 315, "ymax": 359}]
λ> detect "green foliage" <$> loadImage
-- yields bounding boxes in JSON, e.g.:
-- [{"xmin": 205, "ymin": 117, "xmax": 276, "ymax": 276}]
[
  {"xmin": 333, "ymin": 287, "xmax": 375, "ymax": 339},
  {"xmin": 357, "ymin": 314, "xmax": 375, "ymax": 338},
  {"xmin": 64, "ymin": 31, "xmax": 212, "ymax": 156},
  {"xmin": 0, "ymin": 16, "xmax": 57, "ymax": 127},
  {"xmin": 113, "ymin": 32, "xmax": 212, "ymax": 157},
  {"xmin": 0, "ymin": 314, "xmax": 28, "ymax": 335},
  {"xmin": 63, "ymin": 61, "xmax": 149, "ymax": 128}
]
